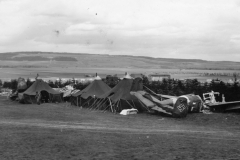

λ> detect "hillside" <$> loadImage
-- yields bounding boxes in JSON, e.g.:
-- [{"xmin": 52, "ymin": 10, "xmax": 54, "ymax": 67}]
[{"xmin": 0, "ymin": 51, "xmax": 240, "ymax": 70}]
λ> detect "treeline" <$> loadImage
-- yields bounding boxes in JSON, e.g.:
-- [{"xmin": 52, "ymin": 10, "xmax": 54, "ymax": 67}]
[
  {"xmin": 142, "ymin": 77, "xmax": 240, "ymax": 102},
  {"xmin": 1, "ymin": 77, "xmax": 239, "ymax": 102}
]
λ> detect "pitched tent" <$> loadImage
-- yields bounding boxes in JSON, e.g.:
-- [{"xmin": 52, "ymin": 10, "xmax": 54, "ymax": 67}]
[
  {"xmin": 73, "ymin": 76, "xmax": 111, "ymax": 99},
  {"xmin": 100, "ymin": 78, "xmax": 142, "ymax": 102},
  {"xmin": 71, "ymin": 76, "xmax": 111, "ymax": 106},
  {"xmin": 98, "ymin": 76, "xmax": 146, "ymax": 112},
  {"xmin": 19, "ymin": 79, "xmax": 62, "ymax": 104}
]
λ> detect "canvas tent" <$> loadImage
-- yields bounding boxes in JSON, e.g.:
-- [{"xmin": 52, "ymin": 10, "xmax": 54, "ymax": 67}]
[
  {"xmin": 19, "ymin": 79, "xmax": 62, "ymax": 104},
  {"xmin": 71, "ymin": 76, "xmax": 111, "ymax": 106},
  {"xmin": 99, "ymin": 77, "xmax": 142, "ymax": 102},
  {"xmin": 97, "ymin": 75, "xmax": 146, "ymax": 112}
]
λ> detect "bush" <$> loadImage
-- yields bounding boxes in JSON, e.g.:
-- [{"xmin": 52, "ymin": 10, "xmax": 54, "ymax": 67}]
[{"xmin": 1, "ymin": 78, "xmax": 240, "ymax": 102}]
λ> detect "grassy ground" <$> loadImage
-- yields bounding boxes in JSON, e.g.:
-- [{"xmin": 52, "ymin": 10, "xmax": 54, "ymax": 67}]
[{"xmin": 1, "ymin": 96, "xmax": 240, "ymax": 160}]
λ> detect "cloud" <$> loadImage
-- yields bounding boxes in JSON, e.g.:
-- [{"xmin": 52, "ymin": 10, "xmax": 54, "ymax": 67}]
[{"xmin": 1, "ymin": 0, "xmax": 240, "ymax": 61}]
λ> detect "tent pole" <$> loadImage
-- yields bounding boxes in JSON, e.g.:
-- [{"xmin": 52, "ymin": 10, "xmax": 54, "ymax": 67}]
[
  {"xmin": 100, "ymin": 99, "xmax": 109, "ymax": 112},
  {"xmin": 88, "ymin": 98, "xmax": 94, "ymax": 108},
  {"xmin": 81, "ymin": 97, "xmax": 93, "ymax": 108},
  {"xmin": 102, "ymin": 99, "xmax": 111, "ymax": 112},
  {"xmin": 89, "ymin": 97, "xmax": 99, "ymax": 110},
  {"xmin": 92, "ymin": 99, "xmax": 101, "ymax": 110},
  {"xmin": 93, "ymin": 98, "xmax": 100, "ymax": 109},
  {"xmin": 115, "ymin": 100, "xmax": 120, "ymax": 113},
  {"xmin": 88, "ymin": 98, "xmax": 95, "ymax": 109},
  {"xmin": 101, "ymin": 99, "xmax": 109, "ymax": 110},
  {"xmin": 100, "ymin": 99, "xmax": 107, "ymax": 110},
  {"xmin": 102, "ymin": 104, "xmax": 110, "ymax": 113},
  {"xmin": 94, "ymin": 98, "xmax": 105, "ymax": 111},
  {"xmin": 109, "ymin": 98, "xmax": 113, "ymax": 113},
  {"xmin": 98, "ymin": 99, "xmax": 106, "ymax": 110},
  {"xmin": 112, "ymin": 101, "xmax": 117, "ymax": 113},
  {"xmin": 90, "ymin": 98, "xmax": 99, "ymax": 110}
]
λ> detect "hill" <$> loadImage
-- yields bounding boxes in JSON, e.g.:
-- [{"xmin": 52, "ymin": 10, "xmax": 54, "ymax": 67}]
[{"xmin": 0, "ymin": 51, "xmax": 240, "ymax": 70}]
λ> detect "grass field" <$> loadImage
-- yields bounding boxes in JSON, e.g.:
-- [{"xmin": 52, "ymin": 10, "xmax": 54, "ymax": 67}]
[
  {"xmin": 1, "ymin": 52, "xmax": 240, "ymax": 83},
  {"xmin": 0, "ymin": 66, "xmax": 237, "ymax": 83},
  {"xmin": 1, "ymin": 96, "xmax": 240, "ymax": 160}
]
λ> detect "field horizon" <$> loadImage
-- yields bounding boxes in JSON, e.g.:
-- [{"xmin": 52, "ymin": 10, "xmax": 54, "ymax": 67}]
[{"xmin": 0, "ymin": 51, "xmax": 239, "ymax": 82}]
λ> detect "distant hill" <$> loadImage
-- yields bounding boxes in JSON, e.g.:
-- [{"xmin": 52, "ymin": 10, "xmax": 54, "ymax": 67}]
[
  {"xmin": 0, "ymin": 52, "xmax": 77, "ymax": 61},
  {"xmin": 0, "ymin": 51, "xmax": 240, "ymax": 70}
]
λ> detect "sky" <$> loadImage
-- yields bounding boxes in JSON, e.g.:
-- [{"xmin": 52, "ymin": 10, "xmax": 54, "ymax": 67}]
[{"xmin": 0, "ymin": 0, "xmax": 240, "ymax": 61}]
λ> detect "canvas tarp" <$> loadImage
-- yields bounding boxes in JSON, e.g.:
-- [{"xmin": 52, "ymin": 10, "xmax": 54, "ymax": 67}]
[
  {"xmin": 23, "ymin": 79, "xmax": 60, "ymax": 96},
  {"xmin": 19, "ymin": 79, "xmax": 62, "ymax": 104},
  {"xmin": 99, "ymin": 77, "xmax": 143, "ymax": 103},
  {"xmin": 74, "ymin": 77, "xmax": 145, "ymax": 112},
  {"xmin": 72, "ymin": 77, "xmax": 111, "ymax": 99}
]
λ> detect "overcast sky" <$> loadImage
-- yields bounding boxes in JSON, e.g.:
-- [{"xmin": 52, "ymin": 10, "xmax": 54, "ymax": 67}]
[{"xmin": 0, "ymin": 0, "xmax": 240, "ymax": 61}]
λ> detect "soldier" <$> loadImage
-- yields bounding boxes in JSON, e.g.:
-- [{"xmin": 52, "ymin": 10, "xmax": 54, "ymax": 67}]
[{"xmin": 36, "ymin": 91, "xmax": 42, "ymax": 105}]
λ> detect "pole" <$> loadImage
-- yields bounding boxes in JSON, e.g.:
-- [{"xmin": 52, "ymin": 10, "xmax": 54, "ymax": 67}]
[
  {"xmin": 94, "ymin": 98, "xmax": 106, "ymax": 111},
  {"xmin": 81, "ymin": 97, "xmax": 93, "ymax": 108},
  {"xmin": 109, "ymin": 98, "xmax": 113, "ymax": 112}
]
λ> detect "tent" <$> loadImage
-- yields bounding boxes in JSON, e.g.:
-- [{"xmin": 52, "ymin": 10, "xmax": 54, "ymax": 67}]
[
  {"xmin": 73, "ymin": 76, "xmax": 111, "ymax": 99},
  {"xmin": 19, "ymin": 79, "xmax": 62, "ymax": 104},
  {"xmin": 100, "ymin": 77, "xmax": 142, "ymax": 102},
  {"xmin": 71, "ymin": 76, "xmax": 111, "ymax": 106},
  {"xmin": 97, "ymin": 76, "xmax": 146, "ymax": 112}
]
